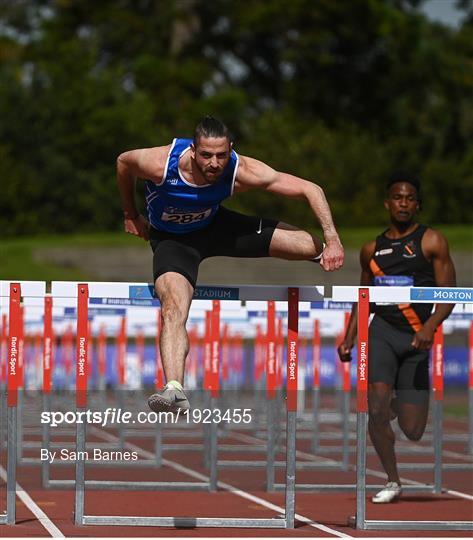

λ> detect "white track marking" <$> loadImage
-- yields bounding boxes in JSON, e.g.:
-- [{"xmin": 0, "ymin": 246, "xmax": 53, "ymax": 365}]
[
  {"xmin": 226, "ymin": 430, "xmax": 336, "ymax": 463},
  {"xmin": 220, "ymin": 428, "xmax": 473, "ymax": 498},
  {"xmin": 443, "ymin": 489, "xmax": 473, "ymax": 501},
  {"xmin": 440, "ymin": 449, "xmax": 473, "ymax": 461},
  {"xmin": 0, "ymin": 465, "xmax": 64, "ymax": 537},
  {"xmin": 90, "ymin": 426, "xmax": 353, "ymax": 538}
]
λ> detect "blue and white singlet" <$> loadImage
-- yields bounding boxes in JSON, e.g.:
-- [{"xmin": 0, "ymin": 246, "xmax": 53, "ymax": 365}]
[{"xmin": 145, "ymin": 138, "xmax": 239, "ymax": 233}]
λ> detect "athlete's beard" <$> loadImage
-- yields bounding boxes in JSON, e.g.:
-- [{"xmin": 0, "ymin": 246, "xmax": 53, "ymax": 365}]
[
  {"xmin": 204, "ymin": 173, "xmax": 221, "ymax": 183},
  {"xmin": 197, "ymin": 164, "xmax": 222, "ymax": 184}
]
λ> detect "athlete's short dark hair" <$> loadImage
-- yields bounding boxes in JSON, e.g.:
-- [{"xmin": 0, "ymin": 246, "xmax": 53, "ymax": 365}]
[
  {"xmin": 387, "ymin": 170, "xmax": 421, "ymax": 196},
  {"xmin": 386, "ymin": 170, "xmax": 420, "ymax": 192},
  {"xmin": 194, "ymin": 116, "xmax": 232, "ymax": 146}
]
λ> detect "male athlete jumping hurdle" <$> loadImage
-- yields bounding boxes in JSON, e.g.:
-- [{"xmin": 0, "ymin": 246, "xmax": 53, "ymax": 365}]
[{"xmin": 117, "ymin": 116, "xmax": 344, "ymax": 412}]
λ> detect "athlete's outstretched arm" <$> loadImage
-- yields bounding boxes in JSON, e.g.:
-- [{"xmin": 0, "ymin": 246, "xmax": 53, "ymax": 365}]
[
  {"xmin": 412, "ymin": 229, "xmax": 457, "ymax": 349},
  {"xmin": 234, "ymin": 156, "xmax": 344, "ymax": 271},
  {"xmin": 116, "ymin": 146, "xmax": 170, "ymax": 241}
]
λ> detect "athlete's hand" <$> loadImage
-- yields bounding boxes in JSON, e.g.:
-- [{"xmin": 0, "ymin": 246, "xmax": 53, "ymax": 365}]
[
  {"xmin": 320, "ymin": 237, "xmax": 344, "ymax": 272},
  {"xmin": 411, "ymin": 324, "xmax": 435, "ymax": 350},
  {"xmin": 124, "ymin": 214, "xmax": 150, "ymax": 241},
  {"xmin": 337, "ymin": 340, "xmax": 353, "ymax": 363}
]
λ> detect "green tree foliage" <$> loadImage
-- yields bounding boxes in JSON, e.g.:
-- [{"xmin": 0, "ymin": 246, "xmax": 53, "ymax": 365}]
[{"xmin": 0, "ymin": 0, "xmax": 472, "ymax": 236}]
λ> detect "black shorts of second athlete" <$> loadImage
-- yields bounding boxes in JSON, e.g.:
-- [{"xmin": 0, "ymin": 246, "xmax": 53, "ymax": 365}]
[
  {"xmin": 149, "ymin": 206, "xmax": 279, "ymax": 288},
  {"xmin": 368, "ymin": 315, "xmax": 429, "ymax": 405}
]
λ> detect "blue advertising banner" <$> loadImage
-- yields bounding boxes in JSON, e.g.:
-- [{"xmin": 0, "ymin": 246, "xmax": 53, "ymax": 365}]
[
  {"xmin": 374, "ymin": 275, "xmax": 414, "ymax": 286},
  {"xmin": 128, "ymin": 285, "xmax": 241, "ymax": 301},
  {"xmin": 310, "ymin": 301, "xmax": 353, "ymax": 310},
  {"xmin": 129, "ymin": 285, "xmax": 155, "ymax": 299},
  {"xmin": 411, "ymin": 288, "xmax": 473, "ymax": 303},
  {"xmin": 91, "ymin": 297, "xmax": 160, "ymax": 307},
  {"xmin": 193, "ymin": 286, "xmax": 240, "ymax": 300},
  {"xmin": 64, "ymin": 307, "xmax": 127, "ymax": 316}
]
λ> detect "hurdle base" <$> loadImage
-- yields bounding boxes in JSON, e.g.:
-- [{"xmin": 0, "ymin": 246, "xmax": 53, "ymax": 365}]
[
  {"xmin": 29, "ymin": 458, "xmax": 167, "ymax": 467},
  {"xmin": 397, "ymin": 463, "xmax": 473, "ymax": 470},
  {"xmin": 273, "ymin": 483, "xmax": 437, "ymax": 492},
  {"xmin": 77, "ymin": 515, "xmax": 288, "ymax": 528},
  {"xmin": 357, "ymin": 520, "xmax": 473, "ymax": 531},
  {"xmin": 46, "ymin": 479, "xmax": 210, "ymax": 490},
  {"xmin": 218, "ymin": 460, "xmax": 338, "ymax": 469}
]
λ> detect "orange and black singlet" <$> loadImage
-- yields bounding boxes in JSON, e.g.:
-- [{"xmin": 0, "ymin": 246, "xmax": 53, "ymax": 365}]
[{"xmin": 370, "ymin": 224, "xmax": 436, "ymax": 333}]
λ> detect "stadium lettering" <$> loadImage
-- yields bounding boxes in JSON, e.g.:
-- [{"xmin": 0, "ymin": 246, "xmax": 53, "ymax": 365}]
[{"xmin": 196, "ymin": 288, "xmax": 231, "ymax": 299}]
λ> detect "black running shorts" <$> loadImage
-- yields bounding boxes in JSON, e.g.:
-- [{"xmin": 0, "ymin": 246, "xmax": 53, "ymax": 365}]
[
  {"xmin": 368, "ymin": 315, "xmax": 430, "ymax": 404},
  {"xmin": 149, "ymin": 206, "xmax": 278, "ymax": 288}
]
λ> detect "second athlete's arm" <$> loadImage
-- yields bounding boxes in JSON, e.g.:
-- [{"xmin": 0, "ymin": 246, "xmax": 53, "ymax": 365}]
[{"xmin": 412, "ymin": 229, "xmax": 457, "ymax": 349}]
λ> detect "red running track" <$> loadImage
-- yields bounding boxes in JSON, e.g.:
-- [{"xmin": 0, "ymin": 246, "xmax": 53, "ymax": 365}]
[{"xmin": 1, "ymin": 408, "xmax": 472, "ymax": 538}]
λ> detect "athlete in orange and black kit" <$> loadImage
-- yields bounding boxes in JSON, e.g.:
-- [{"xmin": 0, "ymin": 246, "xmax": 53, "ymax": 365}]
[{"xmin": 338, "ymin": 172, "xmax": 456, "ymax": 503}]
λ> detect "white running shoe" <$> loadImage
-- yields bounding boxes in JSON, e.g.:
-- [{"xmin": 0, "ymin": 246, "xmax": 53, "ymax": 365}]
[
  {"xmin": 372, "ymin": 482, "xmax": 402, "ymax": 503},
  {"xmin": 147, "ymin": 384, "xmax": 190, "ymax": 414}
]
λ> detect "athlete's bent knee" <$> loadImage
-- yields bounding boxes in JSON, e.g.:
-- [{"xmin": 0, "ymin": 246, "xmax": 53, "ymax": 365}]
[{"xmin": 399, "ymin": 423, "xmax": 426, "ymax": 441}]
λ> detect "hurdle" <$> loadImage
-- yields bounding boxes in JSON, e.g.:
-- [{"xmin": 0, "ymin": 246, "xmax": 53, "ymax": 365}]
[
  {"xmin": 25, "ymin": 299, "xmax": 152, "ymax": 485},
  {"xmin": 218, "ymin": 300, "xmax": 342, "ymax": 485},
  {"xmin": 385, "ymin": 314, "xmax": 473, "ymax": 468},
  {"xmin": 7, "ymin": 289, "xmax": 238, "ymax": 486},
  {"xmin": 41, "ymin": 295, "xmax": 53, "ymax": 486},
  {"xmin": 51, "ymin": 281, "xmax": 323, "ymax": 528},
  {"xmin": 1, "ymin": 313, "xmax": 7, "ymax": 459},
  {"xmin": 201, "ymin": 304, "xmax": 282, "ymax": 467},
  {"xmin": 307, "ymin": 301, "xmax": 473, "ymax": 460},
  {"xmin": 39, "ymin": 298, "xmax": 117, "ymax": 486},
  {"xmin": 14, "ymin": 296, "xmax": 92, "ymax": 467},
  {"xmin": 268, "ymin": 303, "xmax": 354, "ymax": 457},
  {"xmin": 0, "ymin": 281, "xmax": 46, "ymax": 525},
  {"xmin": 265, "ymin": 300, "xmax": 279, "ymax": 491},
  {"xmin": 308, "ymin": 311, "xmax": 353, "ymax": 459},
  {"xmin": 311, "ymin": 318, "xmax": 322, "ymax": 452},
  {"xmin": 216, "ymin": 300, "xmax": 287, "ymax": 488},
  {"xmin": 41, "ymin": 287, "xmax": 234, "ymax": 481},
  {"xmin": 333, "ymin": 285, "xmax": 473, "ymax": 531},
  {"xmin": 45, "ymin": 286, "xmax": 214, "ymax": 491}
]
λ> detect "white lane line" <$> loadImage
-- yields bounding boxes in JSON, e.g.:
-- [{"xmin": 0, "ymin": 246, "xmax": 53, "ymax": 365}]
[
  {"xmin": 90, "ymin": 427, "xmax": 353, "ymax": 538},
  {"xmin": 227, "ymin": 430, "xmax": 336, "ymax": 464},
  {"xmin": 0, "ymin": 465, "xmax": 65, "ymax": 538},
  {"xmin": 443, "ymin": 489, "xmax": 473, "ymax": 501},
  {"xmin": 441, "ymin": 449, "xmax": 473, "ymax": 461},
  {"xmin": 224, "ymin": 428, "xmax": 473, "ymax": 499}
]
